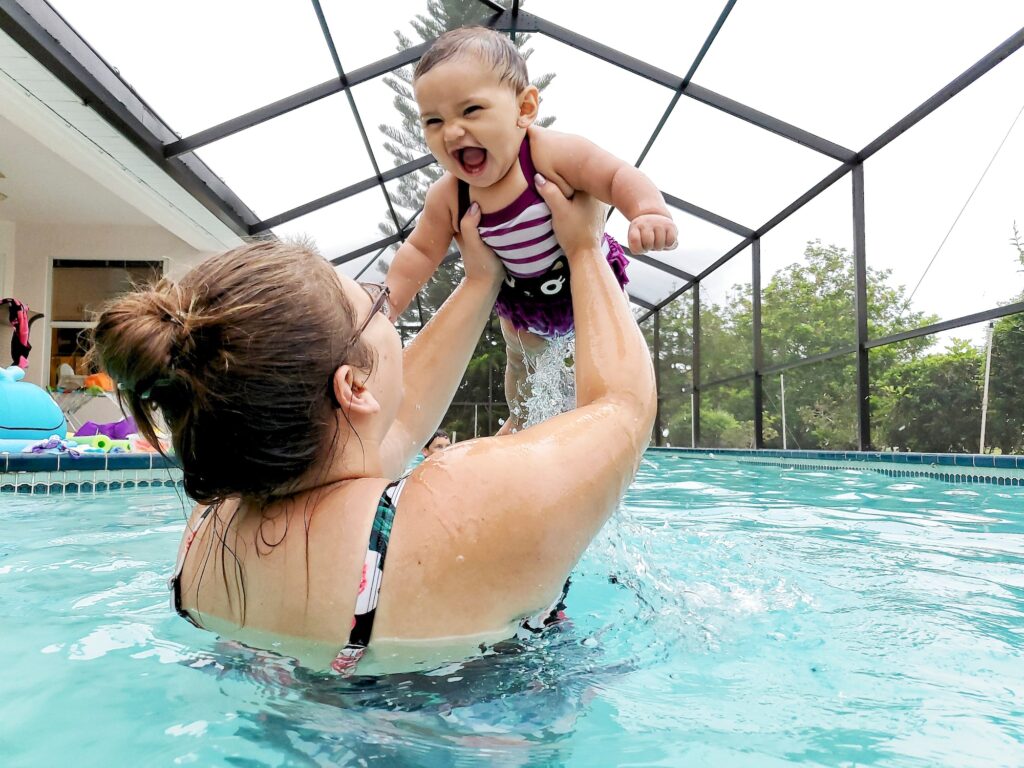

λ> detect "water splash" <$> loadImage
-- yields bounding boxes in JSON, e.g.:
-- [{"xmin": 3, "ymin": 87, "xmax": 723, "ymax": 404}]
[{"xmin": 512, "ymin": 333, "xmax": 577, "ymax": 429}]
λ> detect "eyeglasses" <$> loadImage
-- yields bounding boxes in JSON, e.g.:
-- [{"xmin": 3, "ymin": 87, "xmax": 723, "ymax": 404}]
[
  {"xmin": 353, "ymin": 282, "xmax": 391, "ymax": 339},
  {"xmin": 329, "ymin": 282, "xmax": 392, "ymax": 409}
]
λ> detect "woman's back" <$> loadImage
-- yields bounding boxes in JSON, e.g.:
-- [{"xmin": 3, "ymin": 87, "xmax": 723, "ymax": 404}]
[{"xmin": 97, "ymin": 181, "xmax": 654, "ymax": 673}]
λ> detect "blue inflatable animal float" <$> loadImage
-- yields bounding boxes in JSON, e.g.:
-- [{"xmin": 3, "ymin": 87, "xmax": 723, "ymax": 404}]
[{"xmin": 0, "ymin": 365, "xmax": 66, "ymax": 440}]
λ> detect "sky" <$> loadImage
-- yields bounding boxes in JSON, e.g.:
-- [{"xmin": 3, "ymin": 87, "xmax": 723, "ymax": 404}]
[{"xmin": 47, "ymin": 0, "xmax": 1024, "ymax": 347}]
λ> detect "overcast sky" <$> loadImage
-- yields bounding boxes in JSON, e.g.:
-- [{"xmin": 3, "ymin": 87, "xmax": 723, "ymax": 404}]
[{"xmin": 49, "ymin": 0, "xmax": 1024, "ymax": 346}]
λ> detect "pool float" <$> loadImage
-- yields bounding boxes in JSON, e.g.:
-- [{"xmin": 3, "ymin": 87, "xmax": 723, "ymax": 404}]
[{"xmin": 0, "ymin": 365, "xmax": 67, "ymax": 440}]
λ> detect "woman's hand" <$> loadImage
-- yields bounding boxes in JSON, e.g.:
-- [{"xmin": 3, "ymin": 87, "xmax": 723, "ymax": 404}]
[
  {"xmin": 533, "ymin": 175, "xmax": 606, "ymax": 257},
  {"xmin": 457, "ymin": 202, "xmax": 504, "ymax": 288}
]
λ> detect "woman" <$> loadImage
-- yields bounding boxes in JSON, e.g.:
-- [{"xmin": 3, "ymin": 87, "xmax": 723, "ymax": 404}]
[{"xmin": 90, "ymin": 179, "xmax": 655, "ymax": 673}]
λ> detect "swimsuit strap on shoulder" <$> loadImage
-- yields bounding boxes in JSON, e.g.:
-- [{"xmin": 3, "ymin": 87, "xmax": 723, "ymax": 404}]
[{"xmin": 332, "ymin": 476, "xmax": 408, "ymax": 673}]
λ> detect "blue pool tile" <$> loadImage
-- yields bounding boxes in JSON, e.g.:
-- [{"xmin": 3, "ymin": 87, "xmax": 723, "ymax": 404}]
[
  {"xmin": 80, "ymin": 482, "xmax": 94, "ymax": 492},
  {"xmin": 107, "ymin": 454, "xmax": 154, "ymax": 470},
  {"xmin": 62, "ymin": 454, "xmax": 108, "ymax": 471},
  {"xmin": 905, "ymin": 454, "xmax": 922, "ymax": 464},
  {"xmin": 936, "ymin": 455, "xmax": 955, "ymax": 466},
  {"xmin": 974, "ymin": 456, "xmax": 995, "ymax": 468},
  {"xmin": 993, "ymin": 456, "xmax": 1016, "ymax": 469},
  {"xmin": 16, "ymin": 483, "xmax": 32, "ymax": 493},
  {"xmin": 7, "ymin": 454, "xmax": 58, "ymax": 472},
  {"xmin": 65, "ymin": 482, "xmax": 79, "ymax": 493},
  {"xmin": 954, "ymin": 455, "xmax": 974, "ymax": 467}
]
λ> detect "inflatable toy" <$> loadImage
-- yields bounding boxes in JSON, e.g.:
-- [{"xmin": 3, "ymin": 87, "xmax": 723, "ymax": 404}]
[{"xmin": 0, "ymin": 365, "xmax": 66, "ymax": 440}]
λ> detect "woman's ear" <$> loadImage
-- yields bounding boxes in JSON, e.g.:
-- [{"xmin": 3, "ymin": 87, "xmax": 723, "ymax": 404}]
[
  {"xmin": 331, "ymin": 365, "xmax": 381, "ymax": 416},
  {"xmin": 517, "ymin": 85, "xmax": 540, "ymax": 128}
]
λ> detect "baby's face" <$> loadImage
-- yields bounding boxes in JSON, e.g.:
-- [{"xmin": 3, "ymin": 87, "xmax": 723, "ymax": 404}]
[{"xmin": 414, "ymin": 55, "xmax": 532, "ymax": 188}]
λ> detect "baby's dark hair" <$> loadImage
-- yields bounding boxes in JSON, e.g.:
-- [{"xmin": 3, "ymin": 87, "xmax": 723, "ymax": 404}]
[
  {"xmin": 414, "ymin": 25, "xmax": 529, "ymax": 93},
  {"xmin": 88, "ymin": 241, "xmax": 373, "ymax": 504}
]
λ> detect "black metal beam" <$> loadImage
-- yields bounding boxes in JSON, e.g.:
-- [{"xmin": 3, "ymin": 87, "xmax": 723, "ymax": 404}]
[
  {"xmin": 702, "ymin": 371, "xmax": 753, "ymax": 389},
  {"xmin": 861, "ymin": 26, "xmax": 1024, "ymax": 162},
  {"xmin": 629, "ymin": 294, "xmax": 658, "ymax": 311},
  {"xmin": 692, "ymin": 283, "xmax": 701, "ymax": 446},
  {"xmin": 0, "ymin": 0, "xmax": 257, "ymax": 235},
  {"xmin": 527, "ymin": 10, "xmax": 856, "ymax": 164},
  {"xmin": 852, "ymin": 163, "xmax": 871, "ymax": 450},
  {"xmin": 866, "ymin": 301, "xmax": 1024, "ymax": 349},
  {"xmin": 627, "ymin": 251, "xmax": 696, "ymax": 282},
  {"xmin": 760, "ymin": 345, "xmax": 858, "ymax": 377},
  {"xmin": 164, "ymin": 43, "xmax": 436, "ymax": 157},
  {"xmin": 634, "ymin": 0, "xmax": 738, "ymax": 168},
  {"xmin": 663, "ymin": 193, "xmax": 755, "ymax": 237},
  {"xmin": 311, "ymin": 0, "xmax": 404, "ymax": 241},
  {"xmin": 329, "ymin": 233, "xmax": 404, "ymax": 266},
  {"xmin": 751, "ymin": 238, "xmax": 764, "ymax": 448},
  {"xmin": 653, "ymin": 309, "xmax": 662, "ymax": 446},
  {"xmin": 682, "ymin": 0, "xmax": 737, "ymax": 86},
  {"xmin": 683, "ymin": 83, "xmax": 857, "ymax": 163},
  {"xmin": 252, "ymin": 154, "xmax": 434, "ymax": 233}
]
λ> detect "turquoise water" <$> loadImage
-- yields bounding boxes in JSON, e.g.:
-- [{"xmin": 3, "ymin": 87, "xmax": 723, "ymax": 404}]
[{"xmin": 2, "ymin": 454, "xmax": 1023, "ymax": 766}]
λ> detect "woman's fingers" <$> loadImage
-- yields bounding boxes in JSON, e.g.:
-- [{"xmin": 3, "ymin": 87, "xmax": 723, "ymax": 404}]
[
  {"xmin": 459, "ymin": 201, "xmax": 482, "ymax": 242},
  {"xmin": 457, "ymin": 202, "xmax": 503, "ymax": 284},
  {"xmin": 534, "ymin": 174, "xmax": 605, "ymax": 254}
]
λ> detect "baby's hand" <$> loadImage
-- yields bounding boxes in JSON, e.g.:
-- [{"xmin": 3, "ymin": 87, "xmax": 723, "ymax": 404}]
[{"xmin": 628, "ymin": 214, "xmax": 678, "ymax": 253}]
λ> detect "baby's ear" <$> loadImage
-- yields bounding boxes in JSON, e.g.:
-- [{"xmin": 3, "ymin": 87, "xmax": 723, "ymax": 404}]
[{"xmin": 517, "ymin": 85, "xmax": 540, "ymax": 127}]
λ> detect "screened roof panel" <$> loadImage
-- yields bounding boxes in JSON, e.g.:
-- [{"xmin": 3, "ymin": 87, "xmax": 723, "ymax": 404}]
[
  {"xmin": 528, "ymin": 0, "xmax": 725, "ymax": 78},
  {"xmin": 192, "ymin": 93, "xmax": 376, "ymax": 220},
  {"xmin": 606, "ymin": 206, "xmax": 742, "ymax": 278},
  {"xmin": 625, "ymin": 259, "xmax": 687, "ymax": 307},
  {"xmin": 322, "ymin": 0, "xmax": 497, "ymax": 73},
  {"xmin": 641, "ymin": 97, "xmax": 841, "ymax": 229},
  {"xmin": 349, "ymin": 73, "xmax": 426, "ymax": 177},
  {"xmin": 48, "ymin": 1, "xmax": 338, "ymax": 137},
  {"xmin": 271, "ymin": 184, "xmax": 389, "ymax": 266},
  {"xmin": 864, "ymin": 46, "xmax": 1024, "ymax": 327},
  {"xmin": 696, "ymin": 0, "xmax": 1024, "ymax": 151},
  {"xmin": 522, "ymin": 33, "xmax": 676, "ymax": 164}
]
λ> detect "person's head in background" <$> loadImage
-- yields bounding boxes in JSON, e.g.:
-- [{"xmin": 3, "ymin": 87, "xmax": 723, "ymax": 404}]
[{"xmin": 422, "ymin": 429, "xmax": 451, "ymax": 457}]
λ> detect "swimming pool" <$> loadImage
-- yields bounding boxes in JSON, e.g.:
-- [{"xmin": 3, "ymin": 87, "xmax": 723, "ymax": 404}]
[{"xmin": 3, "ymin": 452, "xmax": 1022, "ymax": 766}]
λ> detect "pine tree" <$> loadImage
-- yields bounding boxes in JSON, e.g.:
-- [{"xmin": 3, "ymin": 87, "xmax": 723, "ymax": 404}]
[{"xmin": 371, "ymin": 0, "xmax": 557, "ymax": 438}]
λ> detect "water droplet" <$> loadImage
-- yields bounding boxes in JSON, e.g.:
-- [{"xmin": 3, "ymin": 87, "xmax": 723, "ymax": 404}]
[{"xmin": 455, "ymin": 555, "xmax": 465, "ymax": 563}]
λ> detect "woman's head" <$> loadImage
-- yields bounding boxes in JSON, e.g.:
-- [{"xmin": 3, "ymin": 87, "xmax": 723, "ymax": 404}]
[{"xmin": 89, "ymin": 241, "xmax": 387, "ymax": 503}]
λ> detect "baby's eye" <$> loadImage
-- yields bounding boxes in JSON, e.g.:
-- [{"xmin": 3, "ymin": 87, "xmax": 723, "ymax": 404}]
[
  {"xmin": 423, "ymin": 117, "xmax": 442, "ymax": 127},
  {"xmin": 464, "ymin": 105, "xmax": 482, "ymax": 116}
]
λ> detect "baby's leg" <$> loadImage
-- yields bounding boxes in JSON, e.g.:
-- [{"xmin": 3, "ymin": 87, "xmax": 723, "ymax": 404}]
[{"xmin": 497, "ymin": 317, "xmax": 548, "ymax": 435}]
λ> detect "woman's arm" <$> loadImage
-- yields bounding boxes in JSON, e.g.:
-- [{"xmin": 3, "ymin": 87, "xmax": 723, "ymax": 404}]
[
  {"xmin": 394, "ymin": 181, "xmax": 657, "ymax": 630},
  {"xmin": 379, "ymin": 202, "xmax": 504, "ymax": 477}
]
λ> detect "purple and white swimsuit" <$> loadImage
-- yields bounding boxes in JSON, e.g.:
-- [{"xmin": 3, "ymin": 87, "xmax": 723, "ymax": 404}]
[{"xmin": 457, "ymin": 137, "xmax": 629, "ymax": 338}]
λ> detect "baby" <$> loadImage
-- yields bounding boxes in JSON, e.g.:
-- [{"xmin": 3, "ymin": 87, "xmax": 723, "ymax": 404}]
[{"xmin": 385, "ymin": 25, "xmax": 677, "ymax": 432}]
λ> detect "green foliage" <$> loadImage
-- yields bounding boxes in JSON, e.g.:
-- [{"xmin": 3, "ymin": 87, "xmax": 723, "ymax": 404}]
[
  {"xmin": 373, "ymin": 1, "xmax": 557, "ymax": 439},
  {"xmin": 875, "ymin": 340, "xmax": 984, "ymax": 453},
  {"xmin": 986, "ymin": 312, "xmax": 1024, "ymax": 453}
]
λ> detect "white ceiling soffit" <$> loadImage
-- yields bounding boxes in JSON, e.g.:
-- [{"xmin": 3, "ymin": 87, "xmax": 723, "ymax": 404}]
[{"xmin": 0, "ymin": 25, "xmax": 243, "ymax": 251}]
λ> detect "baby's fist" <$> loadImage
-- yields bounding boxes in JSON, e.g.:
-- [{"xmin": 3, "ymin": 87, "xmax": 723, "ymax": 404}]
[{"xmin": 628, "ymin": 214, "xmax": 678, "ymax": 254}]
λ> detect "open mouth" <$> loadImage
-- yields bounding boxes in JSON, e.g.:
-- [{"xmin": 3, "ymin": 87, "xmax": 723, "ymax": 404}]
[{"xmin": 455, "ymin": 146, "xmax": 488, "ymax": 177}]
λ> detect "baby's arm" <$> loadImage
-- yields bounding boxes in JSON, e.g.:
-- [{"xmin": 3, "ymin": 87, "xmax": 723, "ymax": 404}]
[
  {"xmin": 530, "ymin": 127, "xmax": 677, "ymax": 254},
  {"xmin": 385, "ymin": 176, "xmax": 458, "ymax": 320}
]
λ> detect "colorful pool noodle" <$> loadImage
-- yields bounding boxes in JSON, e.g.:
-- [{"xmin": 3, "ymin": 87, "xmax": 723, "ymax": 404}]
[{"xmin": 69, "ymin": 435, "xmax": 130, "ymax": 452}]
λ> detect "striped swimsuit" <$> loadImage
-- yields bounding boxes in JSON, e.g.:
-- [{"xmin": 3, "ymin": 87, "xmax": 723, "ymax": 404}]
[{"xmin": 457, "ymin": 137, "xmax": 629, "ymax": 338}]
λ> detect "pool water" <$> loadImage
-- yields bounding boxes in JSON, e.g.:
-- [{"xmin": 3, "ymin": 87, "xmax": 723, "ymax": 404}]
[{"xmin": 2, "ymin": 454, "xmax": 1023, "ymax": 766}]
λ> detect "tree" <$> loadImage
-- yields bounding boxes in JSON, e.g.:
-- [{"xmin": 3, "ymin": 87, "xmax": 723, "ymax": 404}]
[
  {"xmin": 372, "ymin": 0, "xmax": 557, "ymax": 439},
  {"xmin": 875, "ymin": 340, "xmax": 984, "ymax": 453},
  {"xmin": 649, "ymin": 242, "xmax": 936, "ymax": 450}
]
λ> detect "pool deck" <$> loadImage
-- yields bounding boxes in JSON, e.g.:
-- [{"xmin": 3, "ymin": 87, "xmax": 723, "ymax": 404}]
[
  {"xmin": 653, "ymin": 447, "xmax": 1024, "ymax": 486},
  {"xmin": 2, "ymin": 448, "xmax": 1021, "ymax": 493}
]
